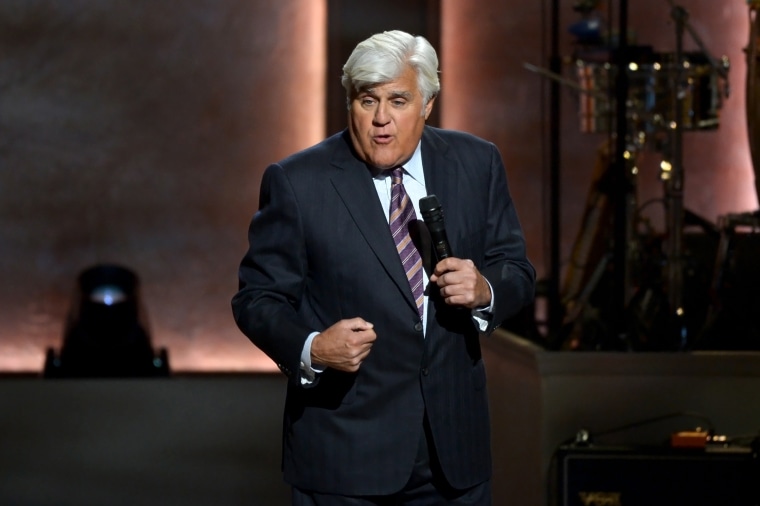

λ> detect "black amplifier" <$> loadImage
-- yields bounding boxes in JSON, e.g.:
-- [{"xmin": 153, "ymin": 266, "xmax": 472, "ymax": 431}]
[{"xmin": 553, "ymin": 445, "xmax": 759, "ymax": 506}]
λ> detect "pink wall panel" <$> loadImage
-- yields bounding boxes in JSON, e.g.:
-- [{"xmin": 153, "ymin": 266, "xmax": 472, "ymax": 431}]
[{"xmin": 0, "ymin": 1, "xmax": 325, "ymax": 372}]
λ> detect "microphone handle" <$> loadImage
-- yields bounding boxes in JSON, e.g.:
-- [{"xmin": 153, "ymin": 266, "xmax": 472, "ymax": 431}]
[
  {"xmin": 428, "ymin": 222, "xmax": 452, "ymax": 260},
  {"xmin": 434, "ymin": 241, "xmax": 451, "ymax": 260}
]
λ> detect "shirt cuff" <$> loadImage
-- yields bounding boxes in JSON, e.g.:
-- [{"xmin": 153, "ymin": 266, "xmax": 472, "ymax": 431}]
[
  {"xmin": 300, "ymin": 331, "xmax": 325, "ymax": 386},
  {"xmin": 471, "ymin": 278, "xmax": 495, "ymax": 332}
]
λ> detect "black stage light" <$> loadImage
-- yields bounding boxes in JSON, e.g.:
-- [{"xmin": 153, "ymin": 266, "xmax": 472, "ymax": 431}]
[{"xmin": 44, "ymin": 264, "xmax": 169, "ymax": 378}]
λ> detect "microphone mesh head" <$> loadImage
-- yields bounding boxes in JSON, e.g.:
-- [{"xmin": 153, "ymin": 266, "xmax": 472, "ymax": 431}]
[{"xmin": 419, "ymin": 195, "xmax": 440, "ymax": 216}]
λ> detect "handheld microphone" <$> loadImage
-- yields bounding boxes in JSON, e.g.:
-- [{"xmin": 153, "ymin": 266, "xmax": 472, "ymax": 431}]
[{"xmin": 419, "ymin": 195, "xmax": 452, "ymax": 261}]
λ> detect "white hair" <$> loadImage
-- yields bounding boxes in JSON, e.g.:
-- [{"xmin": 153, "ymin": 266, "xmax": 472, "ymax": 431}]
[{"xmin": 341, "ymin": 30, "xmax": 440, "ymax": 113}]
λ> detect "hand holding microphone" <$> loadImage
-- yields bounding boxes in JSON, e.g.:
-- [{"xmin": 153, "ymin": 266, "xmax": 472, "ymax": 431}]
[{"xmin": 420, "ymin": 195, "xmax": 492, "ymax": 308}]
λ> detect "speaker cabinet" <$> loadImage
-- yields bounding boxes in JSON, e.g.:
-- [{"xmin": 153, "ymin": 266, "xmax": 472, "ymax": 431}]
[{"xmin": 553, "ymin": 445, "xmax": 759, "ymax": 506}]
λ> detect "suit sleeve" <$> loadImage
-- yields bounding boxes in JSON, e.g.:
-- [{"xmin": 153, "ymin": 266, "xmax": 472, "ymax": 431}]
[
  {"xmin": 479, "ymin": 143, "xmax": 536, "ymax": 333},
  {"xmin": 231, "ymin": 163, "xmax": 314, "ymax": 380}
]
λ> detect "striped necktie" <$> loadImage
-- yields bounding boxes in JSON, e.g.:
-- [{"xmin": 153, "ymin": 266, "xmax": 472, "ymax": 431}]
[{"xmin": 389, "ymin": 167, "xmax": 424, "ymax": 318}]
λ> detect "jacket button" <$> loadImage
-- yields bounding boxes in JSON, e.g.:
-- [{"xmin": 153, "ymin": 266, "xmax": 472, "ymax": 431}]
[
  {"xmin": 414, "ymin": 322, "xmax": 423, "ymax": 332},
  {"xmin": 421, "ymin": 367, "xmax": 429, "ymax": 376}
]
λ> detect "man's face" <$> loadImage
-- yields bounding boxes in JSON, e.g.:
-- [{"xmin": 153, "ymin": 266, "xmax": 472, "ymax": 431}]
[{"xmin": 348, "ymin": 65, "xmax": 435, "ymax": 170}]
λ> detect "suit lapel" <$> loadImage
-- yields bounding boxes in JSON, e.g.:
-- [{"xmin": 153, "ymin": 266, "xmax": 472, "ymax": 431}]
[
  {"xmin": 328, "ymin": 133, "xmax": 419, "ymax": 313},
  {"xmin": 325, "ymin": 129, "xmax": 462, "ymax": 317}
]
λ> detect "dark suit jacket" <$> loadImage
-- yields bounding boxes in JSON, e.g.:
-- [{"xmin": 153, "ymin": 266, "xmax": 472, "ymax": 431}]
[{"xmin": 232, "ymin": 126, "xmax": 535, "ymax": 495}]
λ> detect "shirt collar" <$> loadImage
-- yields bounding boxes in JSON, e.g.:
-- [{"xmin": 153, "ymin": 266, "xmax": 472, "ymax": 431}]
[{"xmin": 402, "ymin": 141, "xmax": 424, "ymax": 184}]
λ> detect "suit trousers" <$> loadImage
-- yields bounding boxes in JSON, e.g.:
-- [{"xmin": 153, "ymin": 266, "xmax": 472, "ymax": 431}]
[{"xmin": 291, "ymin": 416, "xmax": 492, "ymax": 506}]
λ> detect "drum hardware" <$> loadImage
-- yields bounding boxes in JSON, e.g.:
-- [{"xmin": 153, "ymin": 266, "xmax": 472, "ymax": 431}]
[
  {"xmin": 523, "ymin": 60, "xmax": 655, "ymax": 144},
  {"xmin": 697, "ymin": 2, "xmax": 760, "ymax": 350},
  {"xmin": 604, "ymin": 3, "xmax": 729, "ymax": 350},
  {"xmin": 558, "ymin": 138, "xmax": 644, "ymax": 350},
  {"xmin": 609, "ymin": 1, "xmax": 730, "ymax": 351},
  {"xmin": 660, "ymin": 0, "xmax": 726, "ymax": 350},
  {"xmin": 526, "ymin": 1, "xmax": 732, "ymax": 350},
  {"xmin": 696, "ymin": 211, "xmax": 760, "ymax": 350},
  {"xmin": 707, "ymin": 212, "xmax": 760, "ymax": 313},
  {"xmin": 523, "ymin": 62, "xmax": 609, "ymax": 101},
  {"xmin": 573, "ymin": 50, "xmax": 729, "ymax": 136}
]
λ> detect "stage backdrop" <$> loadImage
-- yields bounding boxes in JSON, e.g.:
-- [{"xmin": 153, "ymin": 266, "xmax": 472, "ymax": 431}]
[{"xmin": 0, "ymin": 0, "xmax": 754, "ymax": 372}]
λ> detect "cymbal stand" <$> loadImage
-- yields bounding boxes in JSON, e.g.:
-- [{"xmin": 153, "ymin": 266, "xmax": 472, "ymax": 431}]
[
  {"xmin": 611, "ymin": 0, "xmax": 631, "ymax": 341},
  {"xmin": 661, "ymin": 1, "xmax": 727, "ymax": 348},
  {"xmin": 664, "ymin": 3, "xmax": 687, "ymax": 348}
]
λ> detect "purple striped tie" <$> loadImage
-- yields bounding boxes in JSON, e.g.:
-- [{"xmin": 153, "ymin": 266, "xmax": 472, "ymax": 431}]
[{"xmin": 389, "ymin": 168, "xmax": 424, "ymax": 318}]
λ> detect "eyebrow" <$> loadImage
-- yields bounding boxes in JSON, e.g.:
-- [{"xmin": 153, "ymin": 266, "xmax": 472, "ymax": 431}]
[
  {"xmin": 362, "ymin": 88, "xmax": 413, "ymax": 101},
  {"xmin": 388, "ymin": 91, "xmax": 413, "ymax": 100}
]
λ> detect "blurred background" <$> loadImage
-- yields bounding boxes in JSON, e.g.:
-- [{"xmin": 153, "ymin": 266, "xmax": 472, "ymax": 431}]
[{"xmin": 2, "ymin": 0, "xmax": 756, "ymax": 373}]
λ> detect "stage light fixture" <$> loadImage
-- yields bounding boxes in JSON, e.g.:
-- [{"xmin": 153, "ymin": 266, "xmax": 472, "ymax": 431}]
[{"xmin": 44, "ymin": 264, "xmax": 169, "ymax": 378}]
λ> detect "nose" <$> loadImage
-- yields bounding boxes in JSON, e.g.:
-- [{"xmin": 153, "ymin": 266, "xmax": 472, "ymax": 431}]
[{"xmin": 373, "ymin": 101, "xmax": 391, "ymax": 125}]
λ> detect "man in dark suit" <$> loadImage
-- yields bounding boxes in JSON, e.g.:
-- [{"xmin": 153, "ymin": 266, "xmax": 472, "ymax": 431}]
[{"xmin": 232, "ymin": 30, "xmax": 535, "ymax": 505}]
